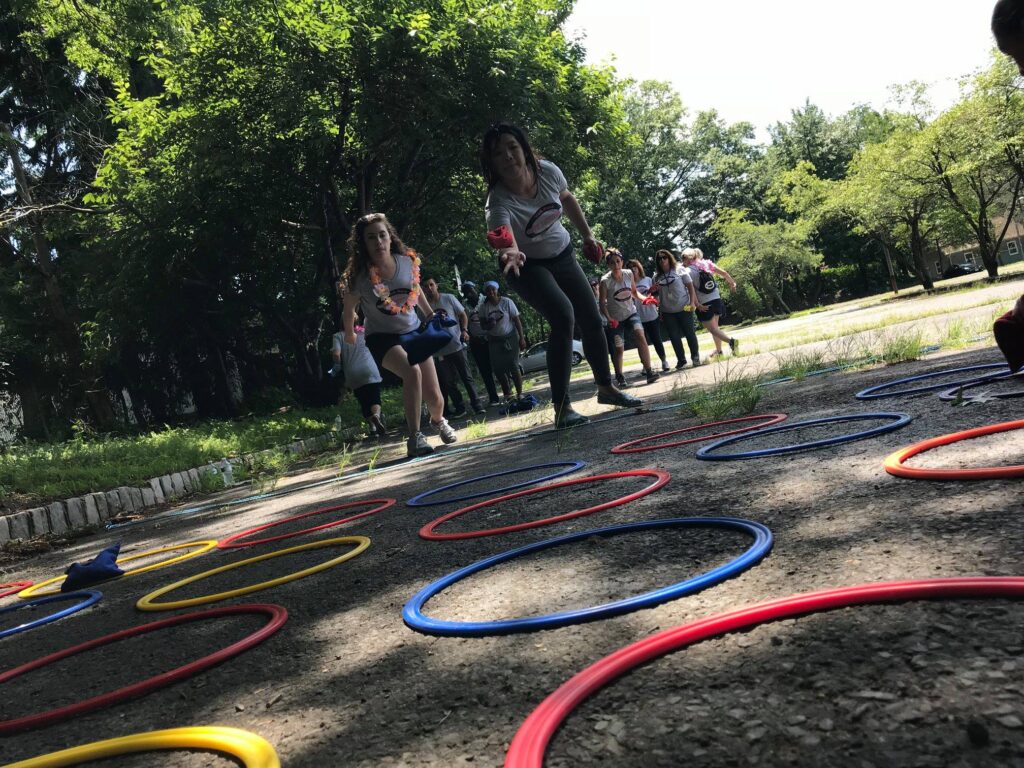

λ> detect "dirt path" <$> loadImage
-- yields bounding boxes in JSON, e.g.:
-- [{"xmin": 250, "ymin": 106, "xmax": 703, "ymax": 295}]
[{"xmin": 0, "ymin": 346, "xmax": 1022, "ymax": 767}]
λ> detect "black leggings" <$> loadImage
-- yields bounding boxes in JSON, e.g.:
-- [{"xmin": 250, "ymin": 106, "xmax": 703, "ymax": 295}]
[
  {"xmin": 662, "ymin": 310, "xmax": 700, "ymax": 362},
  {"xmin": 641, "ymin": 319, "xmax": 667, "ymax": 363},
  {"xmin": 507, "ymin": 245, "xmax": 612, "ymax": 410}
]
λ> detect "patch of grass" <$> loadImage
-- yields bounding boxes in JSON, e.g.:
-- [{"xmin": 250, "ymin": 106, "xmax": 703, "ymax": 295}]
[
  {"xmin": 684, "ymin": 368, "xmax": 763, "ymax": 421},
  {"xmin": 366, "ymin": 446, "xmax": 384, "ymax": 473},
  {"xmin": 0, "ymin": 388, "xmax": 408, "ymax": 505},
  {"xmin": 774, "ymin": 349, "xmax": 828, "ymax": 380},
  {"xmin": 463, "ymin": 419, "xmax": 489, "ymax": 440},
  {"xmin": 313, "ymin": 443, "xmax": 356, "ymax": 475},
  {"xmin": 242, "ymin": 447, "xmax": 299, "ymax": 495},
  {"xmin": 878, "ymin": 329, "xmax": 925, "ymax": 365},
  {"xmin": 198, "ymin": 468, "xmax": 225, "ymax": 494}
]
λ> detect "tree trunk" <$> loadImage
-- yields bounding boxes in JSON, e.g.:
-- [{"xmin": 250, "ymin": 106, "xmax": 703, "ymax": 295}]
[{"xmin": 908, "ymin": 220, "xmax": 935, "ymax": 291}]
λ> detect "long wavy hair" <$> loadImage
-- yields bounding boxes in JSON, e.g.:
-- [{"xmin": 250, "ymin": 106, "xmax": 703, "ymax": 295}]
[{"xmin": 341, "ymin": 213, "xmax": 409, "ymax": 290}]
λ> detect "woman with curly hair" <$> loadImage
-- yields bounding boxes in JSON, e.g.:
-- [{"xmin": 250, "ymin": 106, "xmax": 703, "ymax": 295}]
[{"xmin": 340, "ymin": 213, "xmax": 456, "ymax": 458}]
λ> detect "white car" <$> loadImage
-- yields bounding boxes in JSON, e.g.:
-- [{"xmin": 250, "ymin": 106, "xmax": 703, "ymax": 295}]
[{"xmin": 519, "ymin": 340, "xmax": 585, "ymax": 375}]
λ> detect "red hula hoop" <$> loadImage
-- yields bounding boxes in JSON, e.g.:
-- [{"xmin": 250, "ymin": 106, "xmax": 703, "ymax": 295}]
[
  {"xmin": 0, "ymin": 604, "xmax": 287, "ymax": 735},
  {"xmin": 217, "ymin": 498, "xmax": 397, "ymax": 548},
  {"xmin": 505, "ymin": 577, "xmax": 1024, "ymax": 768},
  {"xmin": 884, "ymin": 419, "xmax": 1024, "ymax": 481},
  {"xmin": 419, "ymin": 470, "xmax": 671, "ymax": 541},
  {"xmin": 0, "ymin": 581, "xmax": 32, "ymax": 599},
  {"xmin": 610, "ymin": 414, "xmax": 788, "ymax": 454}
]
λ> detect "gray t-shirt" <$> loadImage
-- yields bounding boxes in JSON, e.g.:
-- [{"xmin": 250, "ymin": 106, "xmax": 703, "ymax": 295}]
[
  {"xmin": 480, "ymin": 296, "xmax": 519, "ymax": 338},
  {"xmin": 433, "ymin": 292, "xmax": 466, "ymax": 356},
  {"xmin": 655, "ymin": 266, "xmax": 695, "ymax": 313},
  {"xmin": 465, "ymin": 297, "xmax": 486, "ymax": 339},
  {"xmin": 353, "ymin": 253, "xmax": 421, "ymax": 336},
  {"xmin": 601, "ymin": 269, "xmax": 637, "ymax": 322},
  {"xmin": 635, "ymin": 276, "xmax": 658, "ymax": 323},
  {"xmin": 485, "ymin": 159, "xmax": 571, "ymax": 261},
  {"xmin": 332, "ymin": 330, "xmax": 382, "ymax": 389},
  {"xmin": 688, "ymin": 259, "xmax": 721, "ymax": 302}
]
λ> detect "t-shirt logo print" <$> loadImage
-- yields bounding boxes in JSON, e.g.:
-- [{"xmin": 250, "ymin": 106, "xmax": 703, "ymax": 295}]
[
  {"xmin": 481, "ymin": 308, "xmax": 504, "ymax": 330},
  {"xmin": 377, "ymin": 288, "xmax": 411, "ymax": 315},
  {"xmin": 524, "ymin": 203, "xmax": 562, "ymax": 239},
  {"xmin": 613, "ymin": 287, "xmax": 632, "ymax": 303}
]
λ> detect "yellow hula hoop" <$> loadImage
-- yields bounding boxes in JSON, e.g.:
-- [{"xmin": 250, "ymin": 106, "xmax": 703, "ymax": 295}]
[
  {"xmin": 5, "ymin": 726, "xmax": 279, "ymax": 767},
  {"xmin": 136, "ymin": 536, "xmax": 371, "ymax": 611},
  {"xmin": 18, "ymin": 541, "xmax": 218, "ymax": 599}
]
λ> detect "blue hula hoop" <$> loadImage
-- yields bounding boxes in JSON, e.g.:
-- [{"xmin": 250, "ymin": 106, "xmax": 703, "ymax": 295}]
[
  {"xmin": 855, "ymin": 363, "xmax": 1009, "ymax": 400},
  {"xmin": 696, "ymin": 412, "xmax": 913, "ymax": 461},
  {"xmin": 405, "ymin": 461, "xmax": 586, "ymax": 507},
  {"xmin": 938, "ymin": 372, "xmax": 1024, "ymax": 402},
  {"xmin": 0, "ymin": 590, "xmax": 102, "ymax": 640},
  {"xmin": 402, "ymin": 517, "xmax": 772, "ymax": 636}
]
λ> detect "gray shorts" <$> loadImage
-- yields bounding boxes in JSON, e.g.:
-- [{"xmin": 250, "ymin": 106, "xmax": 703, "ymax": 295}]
[{"xmin": 608, "ymin": 314, "xmax": 642, "ymax": 346}]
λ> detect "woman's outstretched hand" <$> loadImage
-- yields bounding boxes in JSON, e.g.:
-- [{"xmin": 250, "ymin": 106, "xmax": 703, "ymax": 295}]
[
  {"xmin": 582, "ymin": 237, "xmax": 604, "ymax": 264},
  {"xmin": 501, "ymin": 249, "xmax": 526, "ymax": 277}
]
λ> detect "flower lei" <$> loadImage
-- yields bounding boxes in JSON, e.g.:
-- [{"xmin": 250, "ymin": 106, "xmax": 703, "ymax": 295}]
[{"xmin": 370, "ymin": 249, "xmax": 421, "ymax": 315}]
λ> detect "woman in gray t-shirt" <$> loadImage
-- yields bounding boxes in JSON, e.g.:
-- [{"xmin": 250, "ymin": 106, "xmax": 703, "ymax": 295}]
[
  {"xmin": 481, "ymin": 122, "xmax": 641, "ymax": 429},
  {"xmin": 340, "ymin": 213, "xmax": 456, "ymax": 458}
]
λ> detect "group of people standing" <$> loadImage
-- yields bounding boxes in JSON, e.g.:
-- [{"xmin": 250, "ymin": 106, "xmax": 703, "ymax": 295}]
[
  {"xmin": 334, "ymin": 122, "xmax": 741, "ymax": 457},
  {"xmin": 589, "ymin": 245, "xmax": 740, "ymax": 386}
]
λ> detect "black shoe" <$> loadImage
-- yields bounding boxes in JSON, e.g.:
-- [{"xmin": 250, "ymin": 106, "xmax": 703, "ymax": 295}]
[
  {"xmin": 675, "ymin": 360, "xmax": 687, "ymax": 370},
  {"xmin": 729, "ymin": 337, "xmax": 739, "ymax": 354},
  {"xmin": 370, "ymin": 414, "xmax": 387, "ymax": 438},
  {"xmin": 472, "ymin": 403, "xmax": 486, "ymax": 415},
  {"xmin": 555, "ymin": 409, "xmax": 590, "ymax": 429},
  {"xmin": 645, "ymin": 369, "xmax": 660, "ymax": 385},
  {"xmin": 488, "ymin": 398, "xmax": 500, "ymax": 407},
  {"xmin": 614, "ymin": 374, "xmax": 627, "ymax": 388},
  {"xmin": 691, "ymin": 357, "xmax": 702, "ymax": 367},
  {"xmin": 597, "ymin": 389, "xmax": 643, "ymax": 407},
  {"xmin": 449, "ymin": 405, "xmax": 467, "ymax": 419}
]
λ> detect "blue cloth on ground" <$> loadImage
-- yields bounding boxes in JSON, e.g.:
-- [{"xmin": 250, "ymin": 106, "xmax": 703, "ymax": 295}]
[
  {"xmin": 61, "ymin": 543, "xmax": 124, "ymax": 592},
  {"xmin": 500, "ymin": 394, "xmax": 539, "ymax": 416},
  {"xmin": 401, "ymin": 313, "xmax": 459, "ymax": 365}
]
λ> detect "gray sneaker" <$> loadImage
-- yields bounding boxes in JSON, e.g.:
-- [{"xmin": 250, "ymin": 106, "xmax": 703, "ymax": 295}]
[
  {"xmin": 407, "ymin": 432, "xmax": 434, "ymax": 458},
  {"xmin": 430, "ymin": 418, "xmax": 458, "ymax": 444}
]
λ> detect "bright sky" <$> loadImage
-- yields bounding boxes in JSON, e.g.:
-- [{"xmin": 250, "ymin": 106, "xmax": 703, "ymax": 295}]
[{"xmin": 564, "ymin": 0, "xmax": 1000, "ymax": 139}]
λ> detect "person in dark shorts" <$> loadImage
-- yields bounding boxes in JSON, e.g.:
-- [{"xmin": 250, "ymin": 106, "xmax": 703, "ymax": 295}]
[
  {"xmin": 681, "ymin": 247, "xmax": 739, "ymax": 361},
  {"xmin": 599, "ymin": 248, "xmax": 660, "ymax": 386},
  {"xmin": 331, "ymin": 325, "xmax": 386, "ymax": 438},
  {"xmin": 340, "ymin": 213, "xmax": 457, "ymax": 458}
]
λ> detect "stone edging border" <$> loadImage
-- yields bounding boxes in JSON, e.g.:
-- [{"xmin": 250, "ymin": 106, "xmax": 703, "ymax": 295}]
[{"xmin": 0, "ymin": 432, "xmax": 344, "ymax": 545}]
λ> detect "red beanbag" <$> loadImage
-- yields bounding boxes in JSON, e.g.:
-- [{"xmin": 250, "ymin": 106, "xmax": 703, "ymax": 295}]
[
  {"xmin": 487, "ymin": 226, "xmax": 514, "ymax": 250},
  {"xmin": 583, "ymin": 240, "xmax": 604, "ymax": 264}
]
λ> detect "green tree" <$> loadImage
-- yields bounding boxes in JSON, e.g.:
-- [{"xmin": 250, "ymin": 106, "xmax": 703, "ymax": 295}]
[
  {"xmin": 921, "ymin": 57, "xmax": 1024, "ymax": 277},
  {"xmin": 712, "ymin": 209, "xmax": 822, "ymax": 315}
]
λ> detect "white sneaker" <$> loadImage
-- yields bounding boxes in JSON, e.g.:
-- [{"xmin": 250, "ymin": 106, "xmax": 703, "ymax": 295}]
[
  {"xmin": 407, "ymin": 432, "xmax": 434, "ymax": 458},
  {"xmin": 430, "ymin": 418, "xmax": 458, "ymax": 444}
]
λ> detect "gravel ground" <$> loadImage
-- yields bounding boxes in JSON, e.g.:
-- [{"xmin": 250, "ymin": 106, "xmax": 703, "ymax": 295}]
[{"xmin": 0, "ymin": 347, "xmax": 1021, "ymax": 767}]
